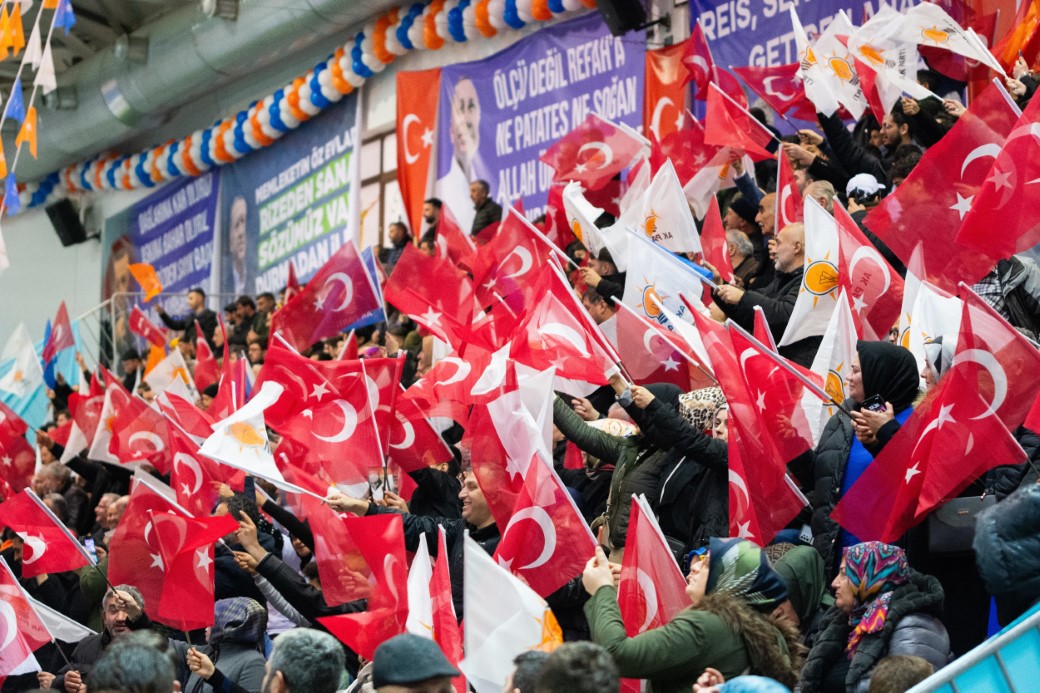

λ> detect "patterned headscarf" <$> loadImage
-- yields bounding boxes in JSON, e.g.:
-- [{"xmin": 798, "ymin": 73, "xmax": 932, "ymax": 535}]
[
  {"xmin": 842, "ymin": 542, "xmax": 910, "ymax": 657},
  {"xmin": 678, "ymin": 387, "xmax": 727, "ymax": 433},
  {"xmin": 210, "ymin": 597, "xmax": 268, "ymax": 647},
  {"xmin": 705, "ymin": 538, "xmax": 788, "ymax": 613}
]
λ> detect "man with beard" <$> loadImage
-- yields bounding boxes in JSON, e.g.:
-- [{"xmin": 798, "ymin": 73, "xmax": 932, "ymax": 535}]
[{"xmin": 419, "ymin": 197, "xmax": 442, "ymax": 247}]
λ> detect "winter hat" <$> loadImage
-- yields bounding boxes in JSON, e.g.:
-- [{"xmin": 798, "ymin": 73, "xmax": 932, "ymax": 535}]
[
  {"xmin": 706, "ymin": 538, "xmax": 789, "ymax": 613},
  {"xmin": 729, "ymin": 196, "xmax": 759, "ymax": 228},
  {"xmin": 372, "ymin": 634, "xmax": 460, "ymax": 688}
]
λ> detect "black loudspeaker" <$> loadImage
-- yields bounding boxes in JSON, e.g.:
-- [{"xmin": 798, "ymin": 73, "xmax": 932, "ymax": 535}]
[
  {"xmin": 596, "ymin": 0, "xmax": 646, "ymax": 36},
  {"xmin": 46, "ymin": 198, "xmax": 89, "ymax": 247}
]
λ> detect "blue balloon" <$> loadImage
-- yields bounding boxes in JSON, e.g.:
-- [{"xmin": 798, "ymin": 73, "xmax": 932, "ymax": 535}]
[
  {"xmin": 166, "ymin": 141, "xmax": 182, "ymax": 178},
  {"xmin": 134, "ymin": 155, "xmax": 155, "ymax": 188},
  {"xmin": 310, "ymin": 65, "xmax": 331, "ymax": 109},
  {"xmin": 105, "ymin": 158, "xmax": 120, "ymax": 189},
  {"xmin": 269, "ymin": 90, "xmax": 289, "ymax": 132},
  {"xmin": 448, "ymin": 0, "xmax": 470, "ymax": 42},
  {"xmin": 548, "ymin": 0, "xmax": 564, "ymax": 12},
  {"xmin": 79, "ymin": 161, "xmax": 93, "ymax": 191},
  {"xmin": 352, "ymin": 35, "xmax": 373, "ymax": 79},
  {"xmin": 199, "ymin": 129, "xmax": 215, "ymax": 168},
  {"xmin": 504, "ymin": 0, "xmax": 525, "ymax": 29}
]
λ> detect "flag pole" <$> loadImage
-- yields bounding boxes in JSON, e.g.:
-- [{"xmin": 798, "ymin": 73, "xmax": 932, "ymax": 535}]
[
  {"xmin": 359, "ymin": 358, "xmax": 389, "ymax": 491},
  {"xmin": 727, "ymin": 64, "xmax": 800, "ymax": 131},
  {"xmin": 508, "ymin": 207, "xmax": 579, "ymax": 270},
  {"xmin": 725, "ymin": 320, "xmax": 853, "ymax": 416},
  {"xmin": 0, "ymin": 557, "xmax": 77, "ymax": 671},
  {"xmin": 612, "ymin": 299, "xmax": 718, "ymax": 386}
]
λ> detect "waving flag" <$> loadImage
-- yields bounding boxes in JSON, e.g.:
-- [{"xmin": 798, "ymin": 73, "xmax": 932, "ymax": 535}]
[
  {"xmin": 732, "ymin": 63, "xmax": 819, "ymax": 121},
  {"xmin": 199, "ymin": 381, "xmax": 288, "ymax": 487},
  {"xmin": 270, "ymin": 240, "xmax": 381, "ymax": 352},
  {"xmin": 640, "ymin": 160, "xmax": 702, "ymax": 253},
  {"xmin": 193, "ymin": 320, "xmax": 219, "ymax": 392},
  {"xmin": 779, "ymin": 198, "xmax": 839, "ymax": 347},
  {"xmin": 41, "ymin": 302, "xmax": 74, "ymax": 364},
  {"xmin": 775, "ymin": 147, "xmax": 804, "ymax": 230},
  {"xmin": 834, "ymin": 204, "xmax": 903, "ymax": 341},
  {"xmin": 397, "ymin": 67, "xmax": 441, "ymax": 239},
  {"xmin": 128, "ymin": 263, "xmax": 163, "ymax": 302},
  {"xmin": 540, "ymin": 113, "xmax": 644, "ymax": 191},
  {"xmin": 385, "ymin": 244, "xmax": 480, "ymax": 346},
  {"xmin": 645, "ymin": 41, "xmax": 688, "ymax": 140},
  {"xmin": 892, "ymin": 2, "xmax": 1005, "ymax": 74},
  {"xmin": 0, "ymin": 557, "xmax": 51, "ymax": 686},
  {"xmin": 806, "ymin": 290, "xmax": 859, "ymax": 445},
  {"xmin": 129, "ymin": 306, "xmax": 167, "ymax": 349},
  {"xmin": 0, "ymin": 325, "xmax": 43, "ymax": 399},
  {"xmin": 699, "ymin": 196, "xmax": 733, "ymax": 284},
  {"xmin": 0, "ymin": 489, "xmax": 93, "ymax": 577},
  {"xmin": 704, "ymin": 83, "xmax": 774, "ymax": 161},
  {"xmin": 848, "ymin": 6, "xmax": 931, "ymax": 124}
]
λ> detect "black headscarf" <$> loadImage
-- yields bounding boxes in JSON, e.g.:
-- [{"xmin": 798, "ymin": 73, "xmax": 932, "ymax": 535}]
[{"xmin": 855, "ymin": 340, "xmax": 920, "ymax": 413}]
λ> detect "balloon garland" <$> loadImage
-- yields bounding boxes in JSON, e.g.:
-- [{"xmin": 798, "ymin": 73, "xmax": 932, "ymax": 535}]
[{"xmin": 16, "ymin": 0, "xmax": 598, "ymax": 213}]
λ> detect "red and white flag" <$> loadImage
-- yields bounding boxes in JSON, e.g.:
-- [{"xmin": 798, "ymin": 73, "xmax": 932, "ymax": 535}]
[
  {"xmin": 646, "ymin": 41, "xmax": 688, "ymax": 140},
  {"xmin": 403, "ymin": 344, "xmax": 515, "ymax": 423},
  {"xmin": 434, "ymin": 204, "xmax": 477, "ymax": 270},
  {"xmin": 704, "ymin": 83, "xmax": 774, "ymax": 161},
  {"xmin": 193, "ymin": 320, "xmax": 219, "ymax": 392},
  {"xmin": 540, "ymin": 113, "xmax": 644, "ymax": 191},
  {"xmin": 150, "ymin": 511, "xmax": 239, "ymax": 630},
  {"xmin": 129, "ymin": 306, "xmax": 167, "ymax": 349},
  {"xmin": 59, "ymin": 373, "xmax": 106, "ymax": 464},
  {"xmin": 0, "ymin": 557, "xmax": 51, "ymax": 685},
  {"xmin": 385, "ymin": 244, "xmax": 481, "ymax": 346},
  {"xmin": 732, "ymin": 63, "xmax": 819, "ymax": 121},
  {"xmin": 397, "ymin": 68, "xmax": 441, "ymax": 239},
  {"xmin": 41, "ymin": 301, "xmax": 74, "ymax": 363},
  {"xmin": 493, "ymin": 455, "xmax": 596, "ymax": 598},
  {"xmin": 284, "ymin": 260, "xmax": 301, "ymax": 304},
  {"xmin": 111, "ymin": 393, "xmax": 171, "ymax": 472},
  {"xmin": 834, "ymin": 204, "xmax": 903, "ymax": 341},
  {"xmin": 87, "ymin": 375, "xmax": 137, "ymax": 464},
  {"xmin": 387, "ymin": 386, "xmax": 454, "ymax": 474},
  {"xmin": 699, "ymin": 196, "xmax": 733, "ymax": 283},
  {"xmin": 775, "ymin": 146, "xmax": 804, "ymax": 230},
  {"xmin": 614, "ymin": 301, "xmax": 712, "ymax": 391},
  {"xmin": 168, "ymin": 423, "xmax": 243, "ymax": 517},
  {"xmin": 0, "ymin": 425, "xmax": 34, "ymax": 498},
  {"xmin": 0, "ymin": 489, "xmax": 92, "ymax": 577},
  {"xmin": 270, "ymin": 240, "xmax": 381, "ymax": 352}
]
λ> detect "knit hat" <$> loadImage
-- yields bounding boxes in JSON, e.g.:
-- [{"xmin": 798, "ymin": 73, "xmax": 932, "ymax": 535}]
[
  {"xmin": 372, "ymin": 634, "xmax": 460, "ymax": 688},
  {"xmin": 706, "ymin": 538, "xmax": 789, "ymax": 613}
]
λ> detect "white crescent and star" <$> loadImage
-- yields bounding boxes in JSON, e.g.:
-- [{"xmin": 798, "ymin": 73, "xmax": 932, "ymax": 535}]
[
  {"xmin": 0, "ymin": 599, "xmax": 18, "ymax": 650},
  {"xmin": 952, "ymin": 349, "xmax": 1007, "ymax": 420},
  {"xmin": 18, "ymin": 532, "xmax": 46, "ymax": 565},
  {"xmin": 311, "ymin": 400, "xmax": 358, "ymax": 444},
  {"xmin": 779, "ymin": 185, "xmax": 795, "ymax": 225},
  {"xmin": 501, "ymin": 246, "xmax": 533, "ymax": 280},
  {"xmin": 576, "ymin": 141, "xmax": 614, "ymax": 171},
  {"xmin": 323, "ymin": 273, "xmax": 355, "ymax": 313},
  {"xmin": 635, "ymin": 568, "xmax": 659, "ymax": 633},
  {"xmin": 438, "ymin": 358, "xmax": 472, "ymax": 386},
  {"xmin": 128, "ymin": 431, "xmax": 165, "ymax": 454},
  {"xmin": 728, "ymin": 470, "xmax": 751, "ymax": 515},
  {"xmin": 847, "ymin": 246, "xmax": 892, "ymax": 299},
  {"xmin": 389, "ymin": 416, "xmax": 415, "ymax": 450},
  {"xmin": 173, "ymin": 452, "xmax": 204, "ymax": 495},
  {"xmin": 650, "ymin": 97, "xmax": 674, "ymax": 138},
  {"xmin": 763, "ymin": 75, "xmax": 794, "ymax": 100},
  {"xmin": 504, "ymin": 505, "xmax": 557, "ymax": 570},
  {"xmin": 401, "ymin": 114, "xmax": 422, "ymax": 165}
]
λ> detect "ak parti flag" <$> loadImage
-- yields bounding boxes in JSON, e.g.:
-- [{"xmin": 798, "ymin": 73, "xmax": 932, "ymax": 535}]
[
  {"xmin": 0, "ymin": 489, "xmax": 92, "ymax": 578},
  {"xmin": 704, "ymin": 83, "xmax": 774, "ymax": 161},
  {"xmin": 270, "ymin": 240, "xmax": 381, "ymax": 352},
  {"xmin": 41, "ymin": 301, "xmax": 74, "ymax": 363},
  {"xmin": 128, "ymin": 263, "xmax": 163, "ymax": 302},
  {"xmin": 150, "ymin": 511, "xmax": 239, "ymax": 630},
  {"xmin": 864, "ymin": 81, "xmax": 1019, "ymax": 292}
]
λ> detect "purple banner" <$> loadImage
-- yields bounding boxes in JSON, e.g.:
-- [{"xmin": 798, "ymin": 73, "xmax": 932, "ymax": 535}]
[{"xmin": 434, "ymin": 12, "xmax": 644, "ymax": 231}]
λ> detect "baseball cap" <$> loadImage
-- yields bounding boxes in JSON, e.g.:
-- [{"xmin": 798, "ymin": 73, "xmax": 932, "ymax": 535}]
[{"xmin": 845, "ymin": 173, "xmax": 886, "ymax": 198}]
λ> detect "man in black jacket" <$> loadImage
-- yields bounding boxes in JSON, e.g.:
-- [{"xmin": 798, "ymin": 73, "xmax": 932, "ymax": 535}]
[
  {"xmin": 713, "ymin": 222, "xmax": 822, "ymax": 367},
  {"xmin": 156, "ymin": 287, "xmax": 218, "ymax": 350},
  {"xmin": 469, "ymin": 180, "xmax": 503, "ymax": 237}
]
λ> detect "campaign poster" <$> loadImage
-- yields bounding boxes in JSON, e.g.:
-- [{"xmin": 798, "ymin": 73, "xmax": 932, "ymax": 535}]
[
  {"xmin": 689, "ymin": 0, "xmax": 903, "ymax": 70},
  {"xmin": 434, "ymin": 12, "xmax": 645, "ymax": 231},
  {"xmin": 219, "ymin": 91, "xmax": 360, "ymax": 298},
  {"xmin": 101, "ymin": 172, "xmax": 221, "ymax": 361}
]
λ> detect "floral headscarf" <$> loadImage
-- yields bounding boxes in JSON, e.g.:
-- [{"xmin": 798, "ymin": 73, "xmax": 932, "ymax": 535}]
[{"xmin": 842, "ymin": 542, "xmax": 910, "ymax": 657}]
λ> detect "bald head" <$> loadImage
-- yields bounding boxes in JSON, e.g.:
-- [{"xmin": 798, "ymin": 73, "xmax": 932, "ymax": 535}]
[{"xmin": 774, "ymin": 223, "xmax": 805, "ymax": 273}]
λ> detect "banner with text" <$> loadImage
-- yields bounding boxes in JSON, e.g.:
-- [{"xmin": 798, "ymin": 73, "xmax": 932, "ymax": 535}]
[
  {"xmin": 433, "ymin": 12, "xmax": 644, "ymax": 231},
  {"xmin": 101, "ymin": 172, "xmax": 221, "ymax": 360},
  {"xmin": 219, "ymin": 91, "xmax": 360, "ymax": 297}
]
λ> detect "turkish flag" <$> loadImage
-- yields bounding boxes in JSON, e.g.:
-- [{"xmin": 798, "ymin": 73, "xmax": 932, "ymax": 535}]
[
  {"xmin": 387, "ymin": 385, "xmax": 453, "ymax": 474},
  {"xmin": 0, "ymin": 559, "xmax": 51, "ymax": 685},
  {"xmin": 690, "ymin": 307, "xmax": 807, "ymax": 544},
  {"xmin": 207, "ymin": 322, "xmax": 241, "ymax": 421},
  {"xmin": 956, "ymin": 94, "xmax": 1040, "ymax": 260},
  {"xmin": 834, "ymin": 205, "xmax": 903, "ymax": 341},
  {"xmin": 1026, "ymin": 390, "xmax": 1040, "ymax": 434},
  {"xmin": 168, "ymin": 424, "xmax": 243, "ymax": 517},
  {"xmin": 270, "ymin": 240, "xmax": 382, "ymax": 353},
  {"xmin": 59, "ymin": 374, "xmax": 107, "ymax": 463},
  {"xmin": 150, "ymin": 511, "xmax": 239, "ymax": 631},
  {"xmin": 659, "ymin": 118, "xmax": 720, "ymax": 185},
  {"xmin": 614, "ymin": 302, "xmax": 711, "ymax": 391},
  {"xmin": 732, "ymin": 63, "xmax": 819, "ymax": 121},
  {"xmin": 299, "ymin": 494, "xmax": 373, "ymax": 606},
  {"xmin": 543, "ymin": 183, "xmax": 574, "ymax": 252},
  {"xmin": 700, "ymin": 196, "xmax": 734, "ymax": 283},
  {"xmin": 193, "ymin": 320, "xmax": 219, "ymax": 392},
  {"xmin": 433, "ymin": 204, "xmax": 477, "ymax": 271},
  {"xmin": 618, "ymin": 495, "xmax": 689, "ymax": 637},
  {"xmin": 402, "ymin": 344, "xmax": 515, "ymax": 423},
  {"xmin": 683, "ymin": 22, "xmax": 713, "ymax": 93},
  {"xmin": 0, "ymin": 428, "xmax": 35, "ymax": 496},
  {"xmin": 129, "ymin": 306, "xmax": 167, "ymax": 349},
  {"xmin": 775, "ymin": 147, "xmax": 804, "ymax": 229},
  {"xmin": 0, "ymin": 401, "xmax": 27, "ymax": 440},
  {"xmin": 492, "ymin": 455, "xmax": 596, "ymax": 598},
  {"xmin": 832, "ymin": 376, "xmax": 1025, "ymax": 543},
  {"xmin": 646, "ymin": 42, "xmax": 688, "ymax": 140},
  {"xmin": 317, "ymin": 513, "xmax": 408, "ymax": 660},
  {"xmin": 88, "ymin": 375, "xmax": 138, "ymax": 465},
  {"xmin": 41, "ymin": 301, "xmax": 74, "ymax": 363},
  {"xmin": 309, "ymin": 356, "xmax": 404, "ymax": 458},
  {"xmin": 0, "ymin": 489, "xmax": 91, "ymax": 577},
  {"xmin": 108, "ymin": 474, "xmax": 191, "ymax": 621},
  {"xmin": 431, "ymin": 528, "xmax": 465, "ymax": 693},
  {"xmin": 949, "ymin": 286, "xmax": 1040, "ymax": 431},
  {"xmin": 864, "ymin": 82, "xmax": 1019, "ymax": 292},
  {"xmin": 397, "ymin": 67, "xmax": 441, "ymax": 239},
  {"xmin": 462, "ymin": 404, "xmax": 525, "ymax": 529},
  {"xmin": 470, "ymin": 209, "xmax": 556, "ymax": 312},
  {"xmin": 704, "ymin": 83, "xmax": 773, "ymax": 161},
  {"xmin": 284, "ymin": 260, "xmax": 301, "ymax": 305},
  {"xmin": 385, "ymin": 244, "xmax": 481, "ymax": 346},
  {"xmin": 254, "ymin": 339, "xmax": 344, "ymax": 426},
  {"xmin": 339, "ymin": 330, "xmax": 358, "ymax": 360},
  {"xmin": 539, "ymin": 113, "xmax": 644, "ymax": 191},
  {"xmin": 752, "ymin": 306, "xmax": 778, "ymax": 352},
  {"xmin": 112, "ymin": 394, "xmax": 171, "ymax": 473}
]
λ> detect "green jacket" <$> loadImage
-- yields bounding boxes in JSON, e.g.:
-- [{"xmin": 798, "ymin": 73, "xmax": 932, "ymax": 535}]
[{"xmin": 585, "ymin": 586, "xmax": 750, "ymax": 693}]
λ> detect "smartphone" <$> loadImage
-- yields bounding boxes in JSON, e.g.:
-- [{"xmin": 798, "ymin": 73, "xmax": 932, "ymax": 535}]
[
  {"xmin": 861, "ymin": 394, "xmax": 886, "ymax": 413},
  {"xmin": 84, "ymin": 537, "xmax": 98, "ymax": 563}
]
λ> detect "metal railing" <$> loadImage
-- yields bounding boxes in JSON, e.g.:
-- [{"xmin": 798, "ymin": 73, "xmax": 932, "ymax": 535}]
[{"xmin": 76, "ymin": 292, "xmax": 241, "ymax": 377}]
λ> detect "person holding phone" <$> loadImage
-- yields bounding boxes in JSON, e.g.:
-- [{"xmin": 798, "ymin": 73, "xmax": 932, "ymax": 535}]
[{"xmin": 789, "ymin": 341, "xmax": 920, "ymax": 578}]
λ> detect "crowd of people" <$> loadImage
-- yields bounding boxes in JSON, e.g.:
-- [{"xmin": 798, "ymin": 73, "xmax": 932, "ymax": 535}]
[{"xmin": 4, "ymin": 53, "xmax": 1040, "ymax": 693}]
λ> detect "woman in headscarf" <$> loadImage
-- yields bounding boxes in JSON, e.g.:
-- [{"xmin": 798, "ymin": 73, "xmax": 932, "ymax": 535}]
[
  {"xmin": 771, "ymin": 545, "xmax": 832, "ymax": 648},
  {"xmin": 800, "ymin": 542, "xmax": 951, "ymax": 693},
  {"xmin": 583, "ymin": 538, "xmax": 805, "ymax": 693},
  {"xmin": 789, "ymin": 341, "xmax": 920, "ymax": 577},
  {"xmin": 172, "ymin": 597, "xmax": 269, "ymax": 693}
]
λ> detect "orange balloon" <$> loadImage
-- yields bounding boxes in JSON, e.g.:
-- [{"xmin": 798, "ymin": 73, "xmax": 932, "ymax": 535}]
[
  {"xmin": 475, "ymin": 0, "xmax": 496, "ymax": 37},
  {"xmin": 532, "ymin": 0, "xmax": 552, "ymax": 21}
]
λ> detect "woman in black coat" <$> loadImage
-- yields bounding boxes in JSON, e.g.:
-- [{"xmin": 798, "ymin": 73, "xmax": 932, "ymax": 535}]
[{"xmin": 789, "ymin": 341, "xmax": 920, "ymax": 577}]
